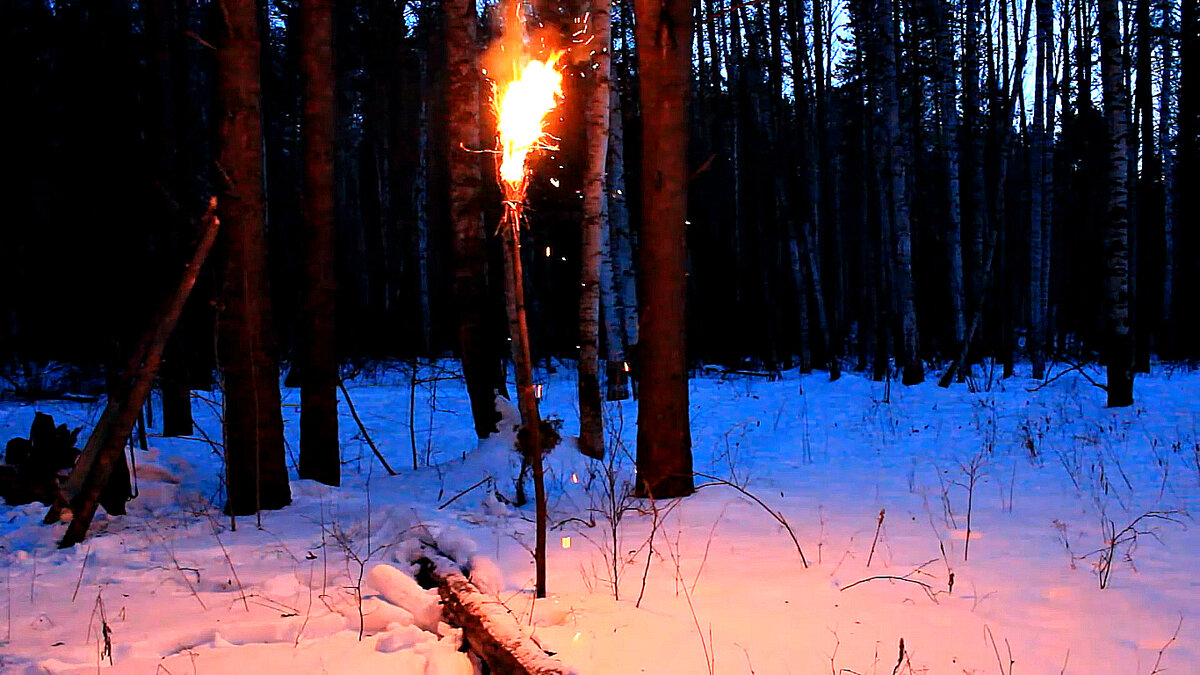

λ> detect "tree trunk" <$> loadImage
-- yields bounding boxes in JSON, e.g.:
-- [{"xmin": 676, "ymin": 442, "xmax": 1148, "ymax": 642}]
[
  {"xmin": 446, "ymin": 0, "xmax": 502, "ymax": 438},
  {"xmin": 145, "ymin": 0, "xmax": 194, "ymax": 437},
  {"xmin": 1028, "ymin": 0, "xmax": 1053, "ymax": 379},
  {"xmin": 297, "ymin": 0, "xmax": 340, "ymax": 487},
  {"xmin": 578, "ymin": 0, "xmax": 611, "ymax": 460},
  {"xmin": 1160, "ymin": 0, "xmax": 1177, "ymax": 356},
  {"xmin": 605, "ymin": 87, "xmax": 634, "ymax": 400},
  {"xmin": 216, "ymin": 0, "xmax": 291, "ymax": 516},
  {"xmin": 1179, "ymin": 0, "xmax": 1198, "ymax": 354},
  {"xmin": 1100, "ymin": 0, "xmax": 1135, "ymax": 406},
  {"xmin": 962, "ymin": 0, "xmax": 988, "ymax": 378},
  {"xmin": 415, "ymin": 50, "xmax": 433, "ymax": 356},
  {"xmin": 873, "ymin": 0, "xmax": 923, "ymax": 384},
  {"xmin": 937, "ymin": 0, "xmax": 967, "ymax": 370},
  {"xmin": 1133, "ymin": 0, "xmax": 1157, "ymax": 370},
  {"xmin": 633, "ymin": 0, "xmax": 694, "ymax": 498}
]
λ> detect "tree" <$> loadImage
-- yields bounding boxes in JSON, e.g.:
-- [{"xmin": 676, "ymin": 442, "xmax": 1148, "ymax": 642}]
[
  {"xmin": 297, "ymin": 0, "xmax": 340, "ymax": 486},
  {"xmin": 1029, "ymin": 0, "xmax": 1054, "ymax": 379},
  {"xmin": 578, "ymin": 0, "xmax": 612, "ymax": 459},
  {"xmin": 603, "ymin": 82, "xmax": 636, "ymax": 401},
  {"xmin": 216, "ymin": 0, "xmax": 292, "ymax": 515},
  {"xmin": 1180, "ymin": 0, "xmax": 1199, "ymax": 350},
  {"xmin": 446, "ymin": 0, "xmax": 503, "ymax": 439},
  {"xmin": 871, "ymin": 0, "xmax": 923, "ymax": 385},
  {"xmin": 1099, "ymin": 0, "xmax": 1135, "ymax": 407},
  {"xmin": 935, "ymin": 0, "xmax": 967, "ymax": 371},
  {"xmin": 633, "ymin": 0, "xmax": 694, "ymax": 498}
]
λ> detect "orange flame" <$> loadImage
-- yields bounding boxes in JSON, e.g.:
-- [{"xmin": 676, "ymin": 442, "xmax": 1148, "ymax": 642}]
[{"xmin": 495, "ymin": 55, "xmax": 563, "ymax": 190}]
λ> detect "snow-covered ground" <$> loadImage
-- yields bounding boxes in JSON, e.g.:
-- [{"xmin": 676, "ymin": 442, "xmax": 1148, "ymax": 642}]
[{"xmin": 1, "ymin": 361, "xmax": 1197, "ymax": 674}]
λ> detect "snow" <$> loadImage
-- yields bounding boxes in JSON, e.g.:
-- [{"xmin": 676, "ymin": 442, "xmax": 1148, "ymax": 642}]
[{"xmin": 1, "ymin": 361, "xmax": 1198, "ymax": 673}]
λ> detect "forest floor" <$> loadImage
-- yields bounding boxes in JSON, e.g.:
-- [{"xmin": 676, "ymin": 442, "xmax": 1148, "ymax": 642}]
[{"xmin": 0, "ymin": 360, "xmax": 1198, "ymax": 674}]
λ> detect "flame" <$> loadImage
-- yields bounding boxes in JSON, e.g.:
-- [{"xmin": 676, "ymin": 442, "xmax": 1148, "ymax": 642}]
[{"xmin": 496, "ymin": 55, "xmax": 564, "ymax": 188}]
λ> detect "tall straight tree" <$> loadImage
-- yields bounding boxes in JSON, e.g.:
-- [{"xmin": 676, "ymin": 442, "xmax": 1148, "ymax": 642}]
[
  {"xmin": 1159, "ymin": 0, "xmax": 1178, "ymax": 356},
  {"xmin": 633, "ymin": 0, "xmax": 694, "ymax": 498},
  {"xmin": 577, "ymin": 0, "xmax": 612, "ymax": 460},
  {"xmin": 297, "ymin": 0, "xmax": 340, "ymax": 486},
  {"xmin": 216, "ymin": 0, "xmax": 291, "ymax": 515},
  {"xmin": 871, "ymin": 0, "xmax": 923, "ymax": 385},
  {"xmin": 935, "ymin": 0, "xmax": 967, "ymax": 365},
  {"xmin": 1099, "ymin": 0, "xmax": 1135, "ymax": 407},
  {"xmin": 446, "ymin": 0, "xmax": 502, "ymax": 439},
  {"xmin": 605, "ymin": 83, "xmax": 637, "ymax": 401},
  {"xmin": 144, "ymin": 0, "xmax": 194, "ymax": 437},
  {"xmin": 1029, "ymin": 0, "xmax": 1053, "ymax": 379},
  {"xmin": 1181, "ymin": 0, "xmax": 1199, "ymax": 348}
]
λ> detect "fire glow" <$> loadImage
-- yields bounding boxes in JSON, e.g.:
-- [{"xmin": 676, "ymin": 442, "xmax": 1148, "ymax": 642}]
[{"xmin": 495, "ymin": 55, "xmax": 563, "ymax": 190}]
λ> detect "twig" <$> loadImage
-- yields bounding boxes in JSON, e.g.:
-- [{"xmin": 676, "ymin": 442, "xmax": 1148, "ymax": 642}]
[
  {"xmin": 1150, "ymin": 615, "xmax": 1184, "ymax": 674},
  {"xmin": 437, "ymin": 477, "xmax": 492, "ymax": 510},
  {"xmin": 337, "ymin": 381, "xmax": 397, "ymax": 476},
  {"xmin": 867, "ymin": 509, "xmax": 885, "ymax": 568},
  {"xmin": 694, "ymin": 472, "xmax": 808, "ymax": 567},
  {"xmin": 840, "ymin": 575, "xmax": 934, "ymax": 595},
  {"xmin": 891, "ymin": 638, "xmax": 906, "ymax": 675},
  {"xmin": 206, "ymin": 516, "xmax": 249, "ymax": 611},
  {"xmin": 71, "ymin": 546, "xmax": 91, "ymax": 602},
  {"xmin": 1028, "ymin": 358, "xmax": 1107, "ymax": 393},
  {"xmin": 983, "ymin": 625, "xmax": 1013, "ymax": 675}
]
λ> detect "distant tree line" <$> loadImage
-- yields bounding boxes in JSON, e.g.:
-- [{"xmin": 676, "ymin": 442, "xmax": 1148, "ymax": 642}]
[{"xmin": 2, "ymin": 0, "xmax": 1197, "ymax": 410}]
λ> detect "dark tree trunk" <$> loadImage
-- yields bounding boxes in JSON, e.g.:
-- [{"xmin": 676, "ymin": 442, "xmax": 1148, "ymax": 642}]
[
  {"xmin": 216, "ymin": 0, "xmax": 291, "ymax": 516},
  {"xmin": 872, "ymin": 0, "xmax": 923, "ymax": 384},
  {"xmin": 446, "ymin": 0, "xmax": 502, "ymax": 439},
  {"xmin": 297, "ymin": 0, "xmax": 340, "ymax": 486},
  {"xmin": 633, "ymin": 0, "xmax": 694, "ymax": 499},
  {"xmin": 145, "ymin": 0, "xmax": 194, "ymax": 437},
  {"xmin": 1180, "ymin": 0, "xmax": 1199, "ymax": 353}
]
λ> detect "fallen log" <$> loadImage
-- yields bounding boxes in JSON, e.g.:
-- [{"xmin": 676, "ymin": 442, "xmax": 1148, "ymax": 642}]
[{"xmin": 414, "ymin": 549, "xmax": 573, "ymax": 675}]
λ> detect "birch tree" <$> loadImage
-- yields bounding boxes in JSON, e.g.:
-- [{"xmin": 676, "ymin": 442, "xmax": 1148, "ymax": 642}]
[
  {"xmin": 578, "ymin": 0, "xmax": 612, "ymax": 459},
  {"xmin": 1100, "ymin": 0, "xmax": 1135, "ymax": 406}
]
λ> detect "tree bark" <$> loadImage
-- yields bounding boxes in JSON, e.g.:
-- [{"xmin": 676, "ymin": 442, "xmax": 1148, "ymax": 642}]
[
  {"xmin": 606, "ymin": 85, "xmax": 636, "ymax": 400},
  {"xmin": 633, "ymin": 0, "xmax": 694, "ymax": 498},
  {"xmin": 216, "ymin": 0, "xmax": 291, "ymax": 515},
  {"xmin": 937, "ymin": 0, "xmax": 967, "ymax": 369},
  {"xmin": 1179, "ymin": 0, "xmax": 1198, "ymax": 353},
  {"xmin": 1029, "ymin": 0, "xmax": 1053, "ymax": 379},
  {"xmin": 873, "ymin": 0, "xmax": 923, "ymax": 385},
  {"xmin": 1160, "ymin": 0, "xmax": 1177, "ymax": 356},
  {"xmin": 297, "ymin": 0, "xmax": 340, "ymax": 487},
  {"xmin": 578, "ymin": 0, "xmax": 612, "ymax": 459},
  {"xmin": 1100, "ymin": 0, "xmax": 1135, "ymax": 406},
  {"xmin": 446, "ymin": 0, "xmax": 502, "ymax": 438}
]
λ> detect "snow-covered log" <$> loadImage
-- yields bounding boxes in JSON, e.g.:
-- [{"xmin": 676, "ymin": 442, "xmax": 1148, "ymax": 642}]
[{"xmin": 415, "ymin": 550, "xmax": 572, "ymax": 675}]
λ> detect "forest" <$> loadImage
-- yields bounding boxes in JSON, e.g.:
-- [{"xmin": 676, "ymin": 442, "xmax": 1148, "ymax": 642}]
[{"xmin": 0, "ymin": 0, "xmax": 1198, "ymax": 672}]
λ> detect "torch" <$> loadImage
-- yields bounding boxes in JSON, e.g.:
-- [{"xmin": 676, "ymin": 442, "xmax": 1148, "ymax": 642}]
[{"xmin": 490, "ymin": 5, "xmax": 564, "ymax": 599}]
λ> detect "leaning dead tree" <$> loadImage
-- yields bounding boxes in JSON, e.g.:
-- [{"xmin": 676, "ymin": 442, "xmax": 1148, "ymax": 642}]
[{"xmin": 47, "ymin": 199, "xmax": 221, "ymax": 548}]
